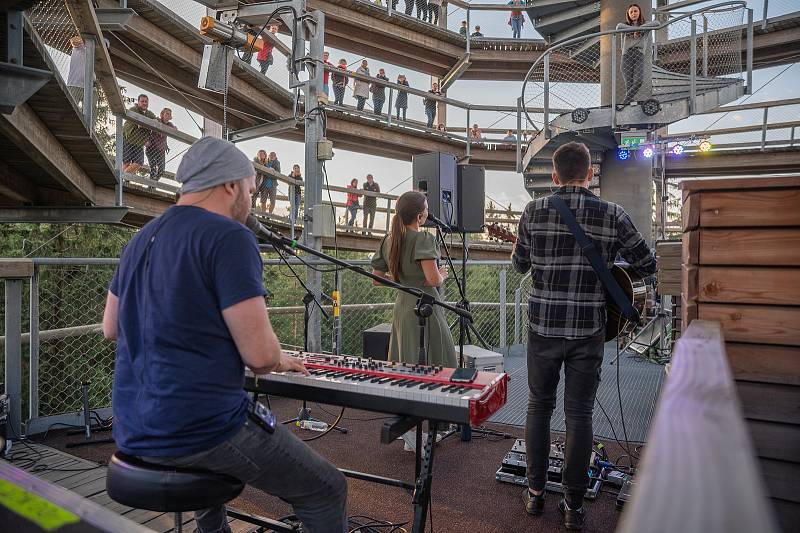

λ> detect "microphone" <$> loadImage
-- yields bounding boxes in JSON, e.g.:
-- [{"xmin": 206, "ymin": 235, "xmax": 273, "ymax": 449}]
[
  {"xmin": 426, "ymin": 213, "xmax": 450, "ymax": 230},
  {"xmin": 245, "ymin": 214, "xmax": 289, "ymax": 249}
]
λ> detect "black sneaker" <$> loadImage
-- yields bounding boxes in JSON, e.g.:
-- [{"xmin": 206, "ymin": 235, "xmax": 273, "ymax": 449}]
[
  {"xmin": 558, "ymin": 498, "xmax": 585, "ymax": 530},
  {"xmin": 522, "ymin": 488, "xmax": 545, "ymax": 516}
]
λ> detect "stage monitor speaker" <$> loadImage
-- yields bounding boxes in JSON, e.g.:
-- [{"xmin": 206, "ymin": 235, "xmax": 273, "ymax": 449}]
[
  {"xmin": 456, "ymin": 164, "xmax": 485, "ymax": 233},
  {"xmin": 363, "ymin": 323, "xmax": 391, "ymax": 361},
  {"xmin": 412, "ymin": 152, "xmax": 458, "ymax": 230}
]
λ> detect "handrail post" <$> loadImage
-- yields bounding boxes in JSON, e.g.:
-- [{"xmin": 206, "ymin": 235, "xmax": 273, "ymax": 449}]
[
  {"xmin": 761, "ymin": 0, "xmax": 768, "ymax": 30},
  {"xmin": 289, "ymin": 183, "xmax": 296, "ymax": 240},
  {"xmin": 702, "ymin": 15, "xmax": 708, "ymax": 78},
  {"xmin": 115, "ymin": 115, "xmax": 124, "ymax": 206},
  {"xmin": 385, "ymin": 197, "xmax": 392, "ymax": 232},
  {"xmin": 82, "ymin": 34, "xmax": 96, "ymax": 132},
  {"xmin": 610, "ymin": 35, "xmax": 617, "ymax": 129},
  {"xmin": 690, "ymin": 18, "xmax": 697, "ymax": 114},
  {"xmin": 466, "ymin": 108, "xmax": 471, "ymax": 157},
  {"xmin": 746, "ymin": 9, "xmax": 754, "ymax": 94},
  {"xmin": 466, "ymin": 8, "xmax": 471, "ymax": 53},
  {"xmin": 4, "ymin": 277, "xmax": 24, "ymax": 439},
  {"xmin": 387, "ymin": 87, "xmax": 393, "ymax": 127},
  {"xmin": 760, "ymin": 108, "xmax": 768, "ymax": 151},
  {"xmin": 499, "ymin": 268, "xmax": 507, "ymax": 351},
  {"xmin": 543, "ymin": 54, "xmax": 550, "ymax": 139},
  {"xmin": 29, "ymin": 266, "xmax": 40, "ymax": 420},
  {"xmin": 516, "ymin": 96, "xmax": 522, "ymax": 172},
  {"xmin": 513, "ymin": 286, "xmax": 521, "ymax": 345}
]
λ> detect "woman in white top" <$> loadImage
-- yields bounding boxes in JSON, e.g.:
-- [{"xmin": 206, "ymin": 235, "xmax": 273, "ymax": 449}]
[{"xmin": 353, "ymin": 60, "xmax": 371, "ymax": 111}]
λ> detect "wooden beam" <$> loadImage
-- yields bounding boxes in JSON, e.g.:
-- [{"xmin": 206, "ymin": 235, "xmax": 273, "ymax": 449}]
[
  {"xmin": 618, "ymin": 320, "xmax": 780, "ymax": 533},
  {"xmin": 727, "ymin": 343, "xmax": 800, "ymax": 386},
  {"xmin": 697, "ymin": 228, "xmax": 800, "ymax": 266},
  {"xmin": 0, "ymin": 159, "xmax": 38, "ymax": 203},
  {"xmin": 64, "ymin": 0, "xmax": 126, "ymax": 115},
  {"xmin": 0, "ymin": 103, "xmax": 95, "ymax": 203},
  {"xmin": 698, "ymin": 303, "xmax": 800, "ymax": 346}
]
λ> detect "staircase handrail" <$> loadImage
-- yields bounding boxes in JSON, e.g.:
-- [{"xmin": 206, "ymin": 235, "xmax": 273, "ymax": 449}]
[{"xmin": 520, "ymin": 0, "xmax": 748, "ymax": 132}]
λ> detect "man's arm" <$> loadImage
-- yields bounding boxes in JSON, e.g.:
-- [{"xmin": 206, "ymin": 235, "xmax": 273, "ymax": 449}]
[
  {"xmin": 616, "ymin": 211, "xmax": 657, "ymax": 278},
  {"xmin": 102, "ymin": 291, "xmax": 118, "ymax": 341},
  {"xmin": 511, "ymin": 204, "xmax": 532, "ymax": 274},
  {"xmin": 222, "ymin": 296, "xmax": 308, "ymax": 375}
]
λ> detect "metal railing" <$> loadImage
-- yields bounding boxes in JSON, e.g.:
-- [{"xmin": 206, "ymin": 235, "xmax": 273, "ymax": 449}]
[{"xmin": 1, "ymin": 254, "xmax": 529, "ymax": 436}]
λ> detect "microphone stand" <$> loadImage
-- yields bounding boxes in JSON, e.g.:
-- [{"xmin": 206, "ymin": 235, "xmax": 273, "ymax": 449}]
[{"xmin": 270, "ymin": 247, "xmax": 348, "ymax": 434}]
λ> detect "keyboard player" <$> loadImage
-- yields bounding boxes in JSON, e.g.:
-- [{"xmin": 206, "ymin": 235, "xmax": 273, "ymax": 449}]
[{"xmin": 101, "ymin": 137, "xmax": 348, "ymax": 533}]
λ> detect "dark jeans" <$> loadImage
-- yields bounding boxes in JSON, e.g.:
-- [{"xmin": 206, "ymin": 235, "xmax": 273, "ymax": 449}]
[
  {"xmin": 146, "ymin": 147, "xmax": 166, "ymax": 180},
  {"xmin": 258, "ymin": 53, "xmax": 273, "ymax": 75},
  {"xmin": 425, "ymin": 108, "xmax": 436, "ymax": 128},
  {"xmin": 346, "ymin": 205, "xmax": 359, "ymax": 226},
  {"xmin": 415, "ymin": 0, "xmax": 427, "ymax": 20},
  {"xmin": 525, "ymin": 329, "xmax": 604, "ymax": 509},
  {"xmin": 622, "ymin": 48, "xmax": 644, "ymax": 104},
  {"xmin": 333, "ymin": 85, "xmax": 345, "ymax": 106},
  {"xmin": 355, "ymin": 96, "xmax": 367, "ymax": 111},
  {"xmin": 143, "ymin": 416, "xmax": 348, "ymax": 533},
  {"xmin": 404, "ymin": 0, "xmax": 413, "ymax": 15},
  {"xmin": 373, "ymin": 94, "xmax": 385, "ymax": 115},
  {"xmin": 362, "ymin": 204, "xmax": 376, "ymax": 229},
  {"xmin": 395, "ymin": 106, "xmax": 407, "ymax": 120},
  {"xmin": 429, "ymin": 4, "xmax": 439, "ymax": 25}
]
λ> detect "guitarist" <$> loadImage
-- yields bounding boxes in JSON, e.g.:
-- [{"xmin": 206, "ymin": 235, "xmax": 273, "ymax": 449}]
[{"xmin": 511, "ymin": 141, "xmax": 656, "ymax": 530}]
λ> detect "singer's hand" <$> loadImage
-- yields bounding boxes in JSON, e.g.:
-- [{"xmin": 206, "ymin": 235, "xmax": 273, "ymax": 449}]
[
  {"xmin": 277, "ymin": 353, "xmax": 310, "ymax": 375},
  {"xmin": 438, "ymin": 266, "xmax": 449, "ymax": 280}
]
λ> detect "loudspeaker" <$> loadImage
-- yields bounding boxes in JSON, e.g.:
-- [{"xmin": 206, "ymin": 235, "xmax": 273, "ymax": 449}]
[
  {"xmin": 363, "ymin": 323, "xmax": 391, "ymax": 361},
  {"xmin": 412, "ymin": 152, "xmax": 458, "ymax": 229},
  {"xmin": 456, "ymin": 164, "xmax": 485, "ymax": 233}
]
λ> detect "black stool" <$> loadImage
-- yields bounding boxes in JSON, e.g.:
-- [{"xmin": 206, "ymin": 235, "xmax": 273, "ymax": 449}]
[{"xmin": 107, "ymin": 452, "xmax": 244, "ymax": 533}]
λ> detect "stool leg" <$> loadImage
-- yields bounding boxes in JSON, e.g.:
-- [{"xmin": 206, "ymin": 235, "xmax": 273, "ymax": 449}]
[{"xmin": 175, "ymin": 512, "xmax": 182, "ymax": 533}]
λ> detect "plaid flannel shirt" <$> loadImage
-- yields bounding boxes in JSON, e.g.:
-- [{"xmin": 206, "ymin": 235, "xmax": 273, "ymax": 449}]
[{"xmin": 512, "ymin": 186, "xmax": 657, "ymax": 339}]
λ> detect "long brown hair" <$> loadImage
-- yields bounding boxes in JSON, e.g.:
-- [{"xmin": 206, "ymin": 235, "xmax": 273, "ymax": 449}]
[
  {"xmin": 388, "ymin": 191, "xmax": 427, "ymax": 278},
  {"xmin": 625, "ymin": 3, "xmax": 645, "ymax": 26}
]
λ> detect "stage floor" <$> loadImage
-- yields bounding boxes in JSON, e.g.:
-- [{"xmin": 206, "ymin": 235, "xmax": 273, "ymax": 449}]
[{"xmin": 490, "ymin": 342, "xmax": 666, "ymax": 443}]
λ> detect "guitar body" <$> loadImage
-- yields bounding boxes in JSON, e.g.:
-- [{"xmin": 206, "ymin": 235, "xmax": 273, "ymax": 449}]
[{"xmin": 486, "ymin": 223, "xmax": 647, "ymax": 341}]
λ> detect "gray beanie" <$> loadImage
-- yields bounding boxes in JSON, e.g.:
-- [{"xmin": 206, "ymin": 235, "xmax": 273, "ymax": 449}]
[{"xmin": 175, "ymin": 136, "xmax": 255, "ymax": 194}]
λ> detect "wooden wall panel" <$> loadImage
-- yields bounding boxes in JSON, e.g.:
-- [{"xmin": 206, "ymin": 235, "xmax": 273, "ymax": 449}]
[
  {"xmin": 737, "ymin": 381, "xmax": 800, "ymax": 425},
  {"xmin": 747, "ymin": 419, "xmax": 800, "ymax": 463},
  {"xmin": 698, "ymin": 304, "xmax": 800, "ymax": 346},
  {"xmin": 699, "ymin": 229, "xmax": 800, "ymax": 266},
  {"xmin": 697, "ymin": 267, "xmax": 800, "ymax": 305},
  {"xmin": 699, "ymin": 189, "xmax": 800, "ymax": 228},
  {"xmin": 728, "ymin": 343, "xmax": 800, "ymax": 385}
]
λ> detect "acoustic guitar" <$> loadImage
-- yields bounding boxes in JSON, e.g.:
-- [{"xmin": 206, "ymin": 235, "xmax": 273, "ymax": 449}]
[{"xmin": 486, "ymin": 223, "xmax": 646, "ymax": 341}]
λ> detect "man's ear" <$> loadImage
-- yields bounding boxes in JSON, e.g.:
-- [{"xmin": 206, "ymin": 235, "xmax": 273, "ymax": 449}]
[
  {"xmin": 551, "ymin": 171, "xmax": 560, "ymax": 186},
  {"xmin": 586, "ymin": 164, "xmax": 594, "ymax": 184}
]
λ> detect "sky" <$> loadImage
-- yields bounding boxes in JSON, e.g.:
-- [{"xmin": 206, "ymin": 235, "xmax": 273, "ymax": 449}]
[{"xmin": 118, "ymin": 0, "xmax": 800, "ymax": 215}]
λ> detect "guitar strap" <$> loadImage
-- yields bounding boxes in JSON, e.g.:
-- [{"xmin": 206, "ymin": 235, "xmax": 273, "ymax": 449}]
[{"xmin": 549, "ymin": 195, "xmax": 640, "ymax": 322}]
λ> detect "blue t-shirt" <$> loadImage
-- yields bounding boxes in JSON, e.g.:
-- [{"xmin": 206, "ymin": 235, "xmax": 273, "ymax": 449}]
[{"xmin": 109, "ymin": 206, "xmax": 267, "ymax": 457}]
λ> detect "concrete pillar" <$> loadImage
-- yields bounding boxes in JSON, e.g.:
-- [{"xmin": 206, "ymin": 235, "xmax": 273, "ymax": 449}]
[
  {"xmin": 601, "ymin": 148, "xmax": 654, "ymax": 244},
  {"xmin": 600, "ymin": 0, "xmax": 652, "ymax": 106}
]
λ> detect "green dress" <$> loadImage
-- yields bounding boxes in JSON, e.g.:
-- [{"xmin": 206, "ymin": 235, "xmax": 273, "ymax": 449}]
[{"xmin": 371, "ymin": 230, "xmax": 457, "ymax": 367}]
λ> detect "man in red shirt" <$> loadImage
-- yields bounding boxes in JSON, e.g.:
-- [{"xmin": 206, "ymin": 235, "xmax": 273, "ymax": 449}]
[
  {"xmin": 345, "ymin": 178, "xmax": 361, "ymax": 229},
  {"xmin": 322, "ymin": 51, "xmax": 332, "ymax": 97},
  {"xmin": 257, "ymin": 25, "xmax": 278, "ymax": 75}
]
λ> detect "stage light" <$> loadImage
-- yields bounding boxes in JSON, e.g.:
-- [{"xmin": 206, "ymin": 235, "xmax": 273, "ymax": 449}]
[
  {"xmin": 642, "ymin": 98, "xmax": 661, "ymax": 116},
  {"xmin": 617, "ymin": 148, "xmax": 629, "ymax": 160},
  {"xmin": 698, "ymin": 139, "xmax": 712, "ymax": 152},
  {"xmin": 572, "ymin": 107, "xmax": 590, "ymax": 124},
  {"xmin": 642, "ymin": 146, "xmax": 654, "ymax": 158},
  {"xmin": 672, "ymin": 144, "xmax": 684, "ymax": 156}
]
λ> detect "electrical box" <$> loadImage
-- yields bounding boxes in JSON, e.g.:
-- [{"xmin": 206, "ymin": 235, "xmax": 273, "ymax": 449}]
[
  {"xmin": 317, "ymin": 138, "xmax": 334, "ymax": 160},
  {"xmin": 310, "ymin": 203, "xmax": 335, "ymax": 238},
  {"xmin": 198, "ymin": 43, "xmax": 232, "ymax": 94}
]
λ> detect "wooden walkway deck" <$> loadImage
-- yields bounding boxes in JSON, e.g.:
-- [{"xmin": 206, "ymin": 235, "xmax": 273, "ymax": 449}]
[{"xmin": 9, "ymin": 443, "xmax": 261, "ymax": 533}]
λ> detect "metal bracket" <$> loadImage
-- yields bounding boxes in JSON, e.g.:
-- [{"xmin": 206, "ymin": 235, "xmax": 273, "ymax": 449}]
[
  {"xmin": 219, "ymin": 9, "xmax": 237, "ymax": 24},
  {"xmin": 380, "ymin": 415, "xmax": 421, "ymax": 444}
]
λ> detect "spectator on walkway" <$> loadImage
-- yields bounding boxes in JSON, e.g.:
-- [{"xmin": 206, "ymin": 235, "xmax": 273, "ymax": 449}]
[
  {"xmin": 146, "ymin": 108, "xmax": 175, "ymax": 181},
  {"xmin": 362, "ymin": 173, "xmax": 380, "ymax": 233},
  {"xmin": 469, "ymin": 123, "xmax": 483, "ymax": 141},
  {"xmin": 395, "ymin": 74, "xmax": 410, "ymax": 121},
  {"xmin": 332, "ymin": 59, "xmax": 348, "ymax": 106},
  {"xmin": 371, "ymin": 68, "xmax": 389, "ymax": 115},
  {"xmin": 503, "ymin": 129, "xmax": 517, "ymax": 142},
  {"xmin": 322, "ymin": 51, "xmax": 332, "ymax": 97},
  {"xmin": 428, "ymin": 0, "xmax": 442, "ymax": 25},
  {"xmin": 471, "ymin": 25, "xmax": 483, "ymax": 37},
  {"xmin": 346, "ymin": 178, "xmax": 361, "ymax": 228},
  {"xmin": 262, "ymin": 151, "xmax": 281, "ymax": 213},
  {"xmin": 424, "ymin": 82, "xmax": 441, "ymax": 128},
  {"xmin": 257, "ymin": 25, "xmax": 278, "ymax": 75},
  {"xmin": 437, "ymin": 123, "xmax": 446, "ymax": 133},
  {"xmin": 459, "ymin": 20, "xmax": 467, "ymax": 37},
  {"xmin": 416, "ymin": 0, "xmax": 428, "ymax": 22},
  {"xmin": 289, "ymin": 164, "xmax": 303, "ymax": 221},
  {"xmin": 354, "ymin": 60, "xmax": 370, "ymax": 111},
  {"xmin": 67, "ymin": 36, "xmax": 86, "ymax": 105},
  {"xmin": 253, "ymin": 150, "xmax": 269, "ymax": 211},
  {"xmin": 123, "ymin": 94, "xmax": 157, "ymax": 174},
  {"xmin": 509, "ymin": 0, "xmax": 525, "ymax": 39}
]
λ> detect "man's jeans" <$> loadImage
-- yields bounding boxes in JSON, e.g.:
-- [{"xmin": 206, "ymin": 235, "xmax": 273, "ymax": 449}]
[
  {"xmin": 525, "ymin": 329, "xmax": 604, "ymax": 508},
  {"xmin": 143, "ymin": 416, "xmax": 348, "ymax": 533}
]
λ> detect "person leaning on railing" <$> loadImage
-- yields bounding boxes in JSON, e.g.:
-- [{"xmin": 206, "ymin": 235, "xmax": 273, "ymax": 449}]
[
  {"xmin": 371, "ymin": 68, "xmax": 389, "ymax": 115},
  {"xmin": 331, "ymin": 59, "xmax": 349, "ymax": 106},
  {"xmin": 395, "ymin": 74, "xmax": 410, "ymax": 121},
  {"xmin": 353, "ymin": 60, "xmax": 371, "ymax": 111},
  {"xmin": 145, "ymin": 108, "xmax": 175, "ymax": 181},
  {"xmin": 123, "ymin": 94, "xmax": 157, "ymax": 175},
  {"xmin": 424, "ymin": 82, "xmax": 441, "ymax": 128},
  {"xmin": 616, "ymin": 3, "xmax": 655, "ymax": 107}
]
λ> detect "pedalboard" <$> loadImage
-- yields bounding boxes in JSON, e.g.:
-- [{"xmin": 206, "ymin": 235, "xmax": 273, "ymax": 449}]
[{"xmin": 495, "ymin": 439, "xmax": 601, "ymax": 500}]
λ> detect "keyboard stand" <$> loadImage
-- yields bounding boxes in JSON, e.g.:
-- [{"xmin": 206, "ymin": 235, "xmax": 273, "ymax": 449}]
[{"xmin": 339, "ymin": 415, "xmax": 440, "ymax": 533}]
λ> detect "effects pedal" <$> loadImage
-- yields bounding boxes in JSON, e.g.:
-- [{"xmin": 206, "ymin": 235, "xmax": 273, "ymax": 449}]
[{"xmin": 616, "ymin": 479, "xmax": 636, "ymax": 511}]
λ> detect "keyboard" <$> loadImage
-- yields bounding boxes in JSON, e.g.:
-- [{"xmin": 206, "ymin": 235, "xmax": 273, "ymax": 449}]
[{"xmin": 244, "ymin": 351, "xmax": 509, "ymax": 426}]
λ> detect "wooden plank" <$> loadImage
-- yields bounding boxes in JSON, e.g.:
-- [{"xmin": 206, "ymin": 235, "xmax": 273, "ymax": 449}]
[
  {"xmin": 698, "ymin": 303, "xmax": 800, "ymax": 346},
  {"xmin": 760, "ymin": 458, "xmax": 800, "ymax": 503},
  {"xmin": 697, "ymin": 267, "xmax": 800, "ymax": 306},
  {"xmin": 681, "ymin": 265, "xmax": 698, "ymax": 303},
  {"xmin": 698, "ymin": 189, "xmax": 800, "ymax": 228},
  {"xmin": 681, "ymin": 192, "xmax": 700, "ymax": 232},
  {"xmin": 617, "ymin": 320, "xmax": 779, "ymax": 533},
  {"xmin": 771, "ymin": 498, "xmax": 800, "ymax": 533},
  {"xmin": 728, "ymin": 343, "xmax": 800, "ymax": 385},
  {"xmin": 737, "ymin": 381, "xmax": 800, "ymax": 425},
  {"xmin": 657, "ymin": 269, "xmax": 681, "ymax": 284},
  {"xmin": 698, "ymin": 229, "xmax": 800, "ymax": 266},
  {"xmin": 0, "ymin": 259, "xmax": 34, "ymax": 278},
  {"xmin": 747, "ymin": 420, "xmax": 800, "ymax": 463},
  {"xmin": 682, "ymin": 230, "xmax": 699, "ymax": 265},
  {"xmin": 679, "ymin": 176, "xmax": 800, "ymax": 193},
  {"xmin": 680, "ymin": 294, "xmax": 697, "ymax": 329},
  {"xmin": 87, "ymin": 491, "xmax": 136, "ymax": 515},
  {"xmin": 58, "ymin": 467, "xmax": 107, "ymax": 491},
  {"xmin": 656, "ymin": 255, "xmax": 681, "ymax": 270},
  {"xmin": 657, "ymin": 281, "xmax": 681, "ymax": 296},
  {"xmin": 67, "ymin": 474, "xmax": 111, "ymax": 498}
]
